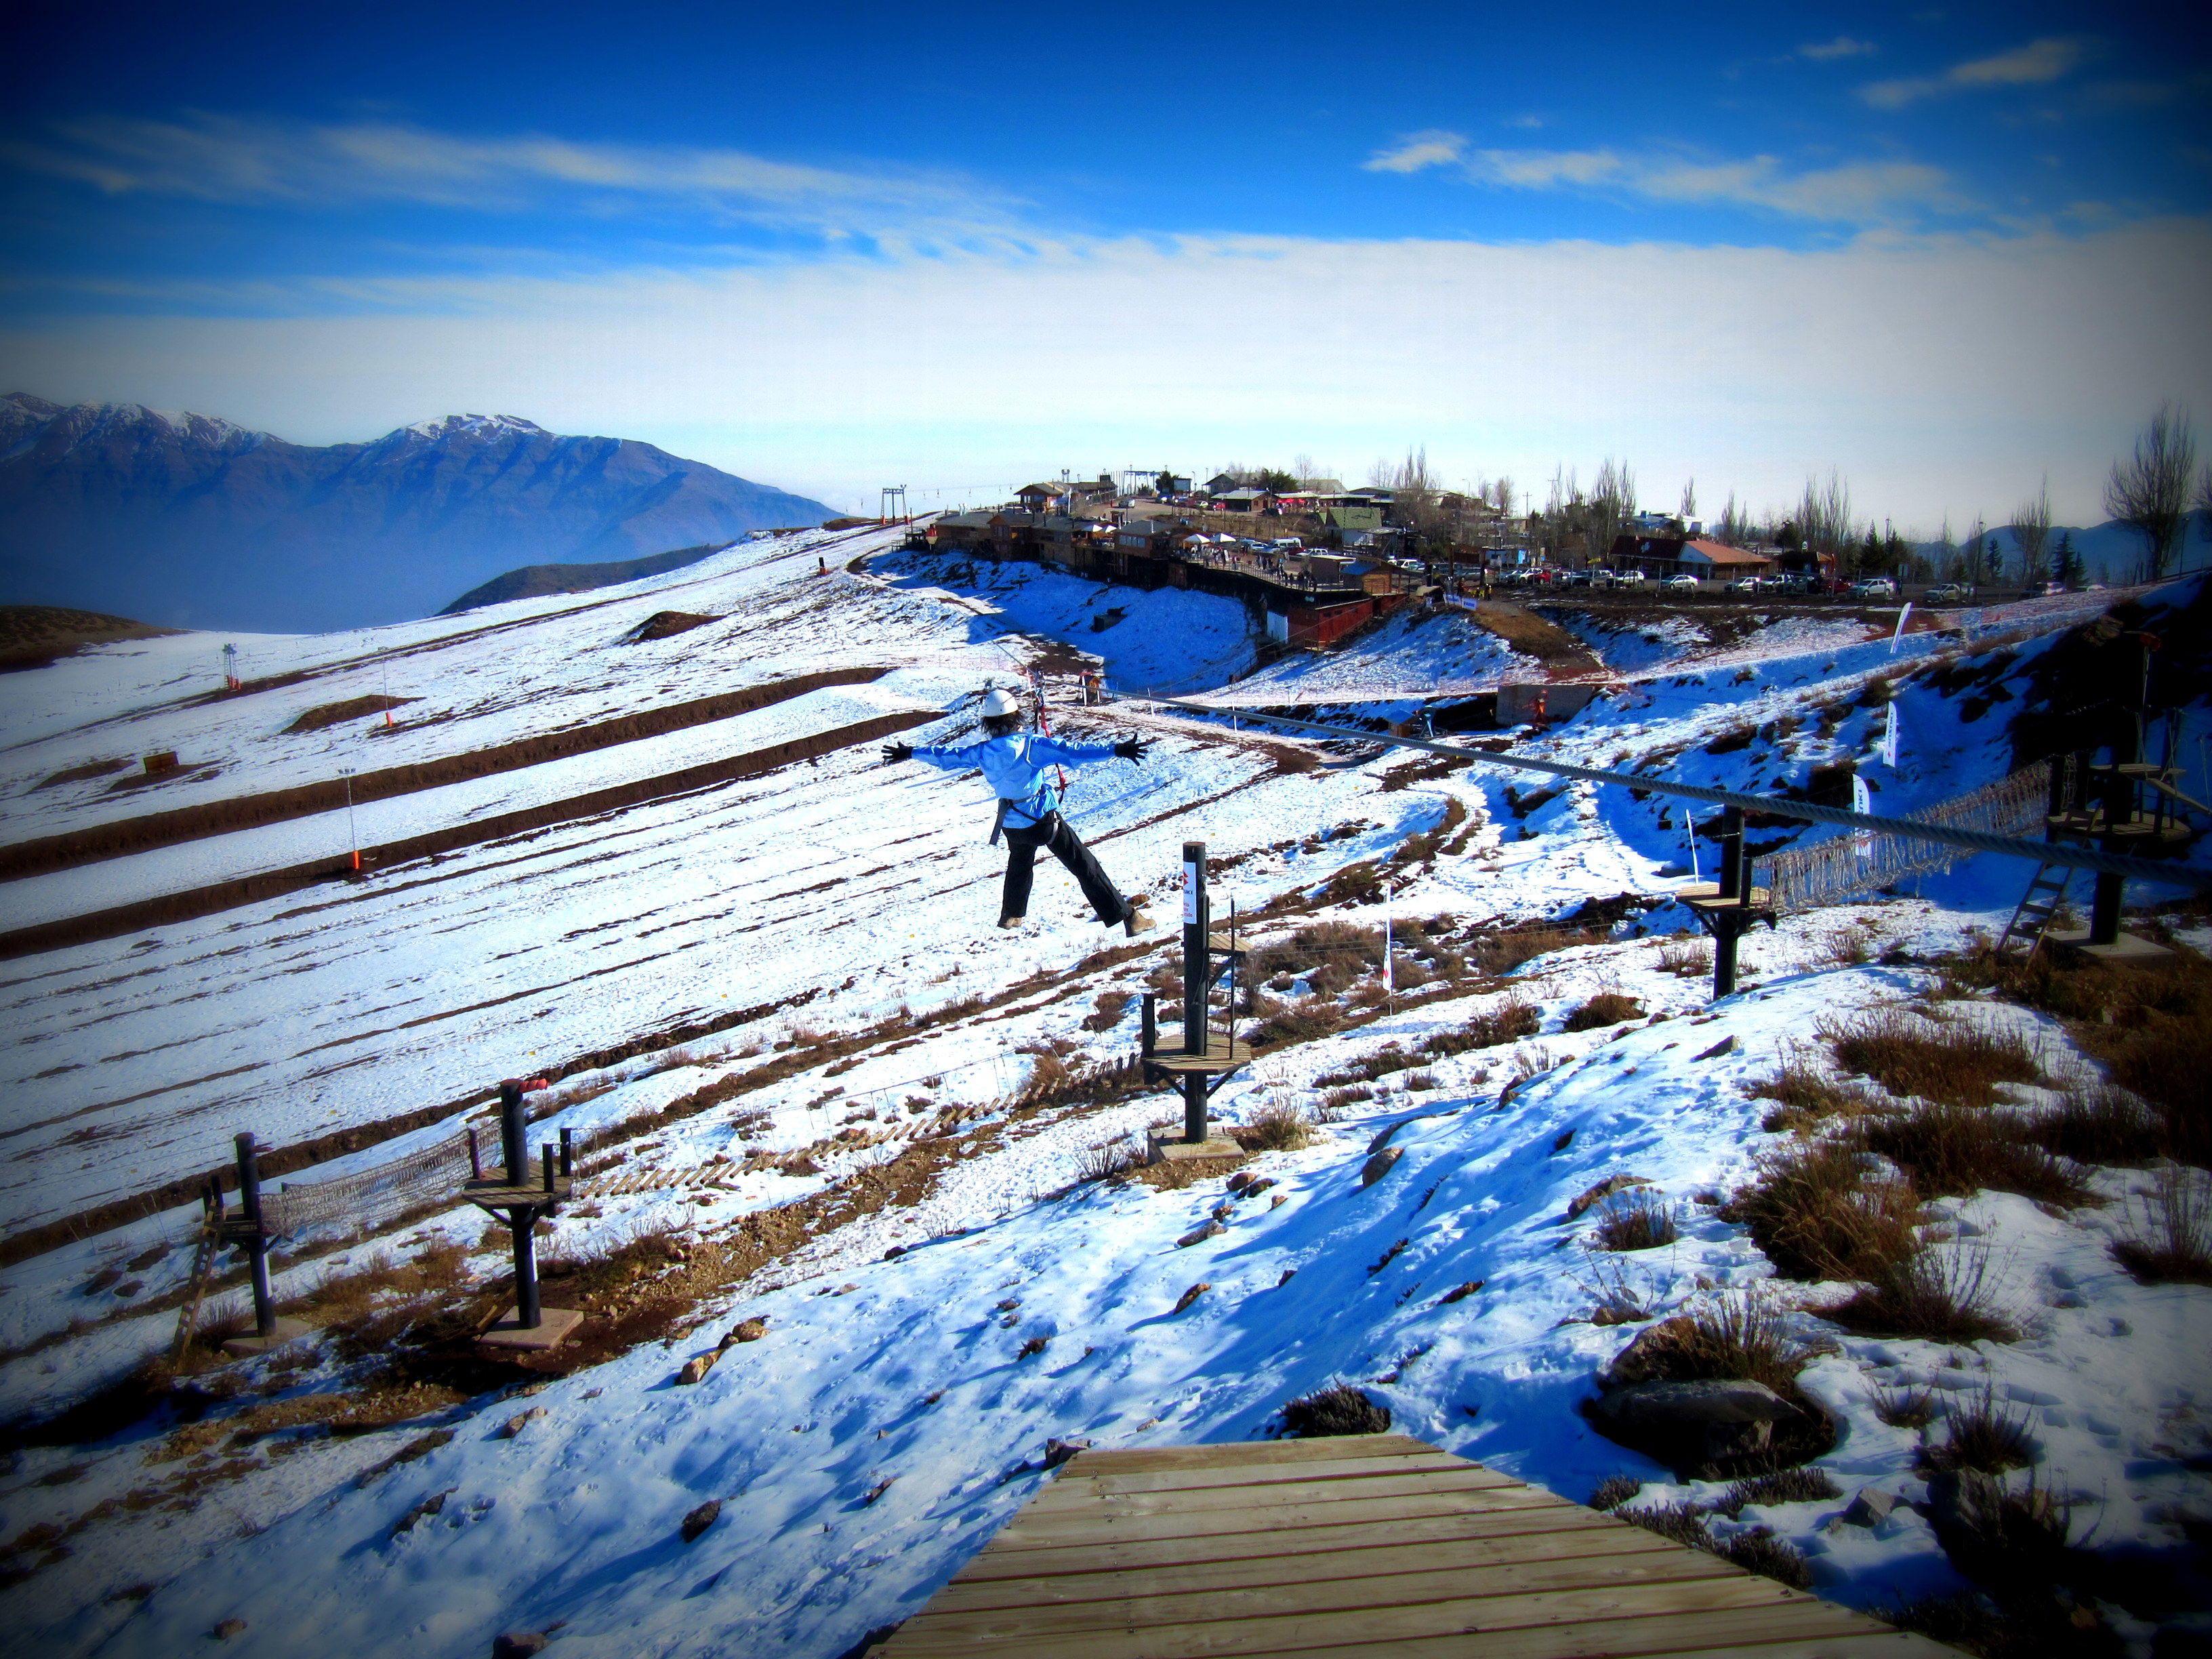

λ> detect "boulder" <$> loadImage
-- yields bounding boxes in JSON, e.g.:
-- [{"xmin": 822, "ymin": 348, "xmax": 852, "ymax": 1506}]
[
  {"xmin": 492, "ymin": 1634, "xmax": 550, "ymax": 1658},
  {"xmin": 1830, "ymin": 1487, "xmax": 1898, "ymax": 1531},
  {"xmin": 213, "ymin": 1618, "xmax": 247, "ymax": 1640},
  {"xmin": 676, "ymin": 1353, "xmax": 716, "ymax": 1385},
  {"xmin": 727, "ymin": 1317, "xmax": 767, "ymax": 1343},
  {"xmin": 1591, "ymin": 1378, "xmax": 1801, "ymax": 1469},
  {"xmin": 1042, "ymin": 1437, "xmax": 1092, "ymax": 1469},
  {"xmin": 681, "ymin": 1499, "xmax": 721, "ymax": 1542},
  {"xmin": 499, "ymin": 1407, "xmax": 546, "ymax": 1439},
  {"xmin": 1176, "ymin": 1221, "xmax": 1226, "ymax": 1248},
  {"xmin": 1360, "ymin": 1147, "xmax": 1403, "ymax": 1187},
  {"xmin": 1172, "ymin": 1282, "xmax": 1210, "ymax": 1314}
]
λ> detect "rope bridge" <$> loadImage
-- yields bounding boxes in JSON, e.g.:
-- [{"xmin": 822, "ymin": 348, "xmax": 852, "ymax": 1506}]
[{"xmin": 1759, "ymin": 762, "xmax": 2052, "ymax": 914}]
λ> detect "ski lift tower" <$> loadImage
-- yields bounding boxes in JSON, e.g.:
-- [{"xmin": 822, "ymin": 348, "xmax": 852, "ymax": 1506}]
[
  {"xmin": 1138, "ymin": 842, "xmax": 1250, "ymax": 1166},
  {"xmin": 879, "ymin": 486, "xmax": 909, "ymax": 527}
]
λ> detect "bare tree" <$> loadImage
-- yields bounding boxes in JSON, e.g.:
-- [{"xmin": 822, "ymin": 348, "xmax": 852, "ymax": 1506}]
[
  {"xmin": 2012, "ymin": 478, "xmax": 2052, "ymax": 591},
  {"xmin": 1961, "ymin": 516, "xmax": 1988, "ymax": 586},
  {"xmin": 2105, "ymin": 404, "xmax": 2197, "ymax": 581},
  {"xmin": 1715, "ymin": 491, "xmax": 1752, "ymax": 548},
  {"xmin": 2194, "ymin": 459, "xmax": 2212, "ymax": 569},
  {"xmin": 1679, "ymin": 477, "xmax": 1697, "ymax": 523},
  {"xmin": 1490, "ymin": 476, "xmax": 1515, "ymax": 516},
  {"xmin": 1586, "ymin": 457, "xmax": 1636, "ymax": 569},
  {"xmin": 1795, "ymin": 470, "xmax": 1855, "ymax": 572}
]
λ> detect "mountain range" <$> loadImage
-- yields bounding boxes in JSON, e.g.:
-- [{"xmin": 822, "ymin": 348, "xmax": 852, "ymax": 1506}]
[{"xmin": 0, "ymin": 396, "xmax": 841, "ymax": 633}]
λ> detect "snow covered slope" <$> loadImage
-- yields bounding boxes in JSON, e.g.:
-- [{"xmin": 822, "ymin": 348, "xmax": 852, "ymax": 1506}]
[{"xmin": 2, "ymin": 537, "xmax": 2207, "ymax": 1658}]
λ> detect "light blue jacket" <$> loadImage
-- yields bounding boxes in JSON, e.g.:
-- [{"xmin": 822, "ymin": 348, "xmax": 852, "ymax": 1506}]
[{"xmin": 910, "ymin": 731, "xmax": 1121, "ymax": 828}]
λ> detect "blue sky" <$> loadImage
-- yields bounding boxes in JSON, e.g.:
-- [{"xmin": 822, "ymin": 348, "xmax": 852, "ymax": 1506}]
[{"xmin": 3, "ymin": 0, "xmax": 2207, "ymax": 526}]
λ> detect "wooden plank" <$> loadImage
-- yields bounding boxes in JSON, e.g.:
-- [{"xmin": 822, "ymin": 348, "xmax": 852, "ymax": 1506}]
[
  {"xmin": 1013, "ymin": 1469, "xmax": 1524, "ymax": 1525},
  {"xmin": 954, "ymin": 1505, "xmax": 1633, "ymax": 1584},
  {"xmin": 1065, "ymin": 1435, "xmax": 1442, "ymax": 1477},
  {"xmin": 930, "ymin": 1526, "xmax": 1693, "ymax": 1615},
  {"xmin": 1038, "ymin": 1452, "xmax": 1495, "ymax": 1502},
  {"xmin": 880, "ymin": 1573, "xmax": 1810, "ymax": 1658},
  {"xmin": 993, "ymin": 1481, "xmax": 1569, "ymax": 1551},
  {"xmin": 1223, "ymin": 1604, "xmax": 1942, "ymax": 1659}
]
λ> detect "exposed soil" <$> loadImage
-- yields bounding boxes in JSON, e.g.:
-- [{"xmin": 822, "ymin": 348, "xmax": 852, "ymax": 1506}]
[
  {"xmin": 281, "ymin": 695, "xmax": 421, "ymax": 734},
  {"xmin": 0, "ymin": 606, "xmax": 178, "ymax": 673}
]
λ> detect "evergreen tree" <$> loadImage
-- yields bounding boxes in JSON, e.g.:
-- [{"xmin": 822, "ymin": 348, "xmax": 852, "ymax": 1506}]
[{"xmin": 2056, "ymin": 530, "xmax": 2086, "ymax": 590}]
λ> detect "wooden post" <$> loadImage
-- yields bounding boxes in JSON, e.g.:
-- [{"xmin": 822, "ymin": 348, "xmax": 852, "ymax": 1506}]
[
  {"xmin": 1141, "ymin": 993, "xmax": 1156, "ymax": 1057},
  {"xmin": 1181, "ymin": 842, "xmax": 1208, "ymax": 1143},
  {"xmin": 466, "ymin": 1126, "xmax": 483, "ymax": 1181},
  {"xmin": 559, "ymin": 1128, "xmax": 573, "ymax": 1178},
  {"xmin": 499, "ymin": 1079, "xmax": 527, "ymax": 1187},
  {"xmin": 234, "ymin": 1132, "xmax": 274, "ymax": 1339},
  {"xmin": 509, "ymin": 1207, "xmax": 541, "ymax": 1330},
  {"xmin": 542, "ymin": 1144, "xmax": 556, "ymax": 1193}
]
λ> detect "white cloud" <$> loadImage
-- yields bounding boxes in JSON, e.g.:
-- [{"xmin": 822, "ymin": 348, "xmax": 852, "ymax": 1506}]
[
  {"xmin": 1361, "ymin": 131, "xmax": 1468, "ymax": 173},
  {"xmin": 0, "ymin": 112, "xmax": 1024, "ymax": 242},
  {"xmin": 7, "ymin": 221, "xmax": 2205, "ymax": 531},
  {"xmin": 1799, "ymin": 37, "xmax": 1877, "ymax": 61},
  {"xmin": 1380, "ymin": 142, "xmax": 1967, "ymax": 224},
  {"xmin": 1860, "ymin": 36, "xmax": 2085, "ymax": 108}
]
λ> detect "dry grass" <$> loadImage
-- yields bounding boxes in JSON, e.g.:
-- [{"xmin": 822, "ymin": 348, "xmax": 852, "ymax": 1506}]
[
  {"xmin": 1563, "ymin": 991, "xmax": 1644, "ymax": 1032},
  {"xmin": 1920, "ymin": 1388, "xmax": 2034, "ymax": 1474},
  {"xmin": 1657, "ymin": 937, "xmax": 1712, "ymax": 978},
  {"xmin": 1072, "ymin": 1143, "xmax": 1142, "ymax": 1185},
  {"xmin": 2027, "ymin": 1084, "xmax": 2165, "ymax": 1166},
  {"xmin": 1232, "ymin": 1103, "xmax": 1313, "ymax": 1153},
  {"xmin": 1587, "ymin": 1474, "xmax": 1644, "ymax": 1511},
  {"xmin": 2110, "ymin": 1166, "xmax": 2212, "ymax": 1286},
  {"xmin": 1876, "ymin": 1385, "xmax": 1938, "ymax": 1430},
  {"xmin": 1418, "ymin": 996, "xmax": 1540, "ymax": 1056},
  {"xmin": 1605, "ymin": 1295, "xmax": 1815, "ymax": 1397},
  {"xmin": 1717, "ymin": 1468, "xmax": 1841, "ymax": 1515},
  {"xmin": 1591, "ymin": 1190, "xmax": 1679, "ymax": 1251},
  {"xmin": 1247, "ymin": 996, "xmax": 1349, "ymax": 1051},
  {"xmin": 1823, "ymin": 1008, "xmax": 2043, "ymax": 1109},
  {"xmin": 1825, "ymin": 1246, "xmax": 2020, "ymax": 1344},
  {"xmin": 1280, "ymin": 1384, "xmax": 1391, "ymax": 1437},
  {"xmin": 1723, "ymin": 1140, "xmax": 1923, "ymax": 1284},
  {"xmin": 1751, "ymin": 1048, "xmax": 1887, "ymax": 1133},
  {"xmin": 1858, "ymin": 1101, "xmax": 2099, "ymax": 1209},
  {"xmin": 1080, "ymin": 990, "xmax": 1134, "ymax": 1033}
]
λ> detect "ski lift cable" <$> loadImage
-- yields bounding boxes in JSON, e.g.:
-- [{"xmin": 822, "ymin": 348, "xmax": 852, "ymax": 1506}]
[{"xmin": 1158, "ymin": 700, "xmax": 2212, "ymax": 890}]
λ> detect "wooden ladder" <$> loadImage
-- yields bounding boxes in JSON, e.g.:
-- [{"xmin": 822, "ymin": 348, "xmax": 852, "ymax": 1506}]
[
  {"xmin": 168, "ymin": 1185, "xmax": 223, "ymax": 1366},
  {"xmin": 1996, "ymin": 863, "xmax": 2070, "ymax": 959}
]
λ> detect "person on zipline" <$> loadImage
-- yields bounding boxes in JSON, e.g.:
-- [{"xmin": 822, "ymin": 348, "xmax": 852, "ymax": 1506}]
[{"xmin": 882, "ymin": 687, "xmax": 1155, "ymax": 935}]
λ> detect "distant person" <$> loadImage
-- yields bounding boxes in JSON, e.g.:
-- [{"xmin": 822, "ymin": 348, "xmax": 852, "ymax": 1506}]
[
  {"xmin": 882, "ymin": 688, "xmax": 1155, "ymax": 935},
  {"xmin": 818, "ymin": 556, "xmax": 828, "ymax": 575}
]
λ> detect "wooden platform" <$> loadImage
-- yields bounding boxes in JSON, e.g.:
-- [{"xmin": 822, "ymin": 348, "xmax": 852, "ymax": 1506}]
[{"xmin": 878, "ymin": 1435, "xmax": 1955, "ymax": 1658}]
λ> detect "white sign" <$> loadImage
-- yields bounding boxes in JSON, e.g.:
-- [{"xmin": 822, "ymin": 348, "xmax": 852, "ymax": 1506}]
[
  {"xmin": 1183, "ymin": 859, "xmax": 1200, "ymax": 926},
  {"xmin": 1851, "ymin": 773, "xmax": 1874, "ymax": 856}
]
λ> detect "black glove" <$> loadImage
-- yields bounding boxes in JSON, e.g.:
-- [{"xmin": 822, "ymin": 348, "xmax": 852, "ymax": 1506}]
[
  {"xmin": 881, "ymin": 742, "xmax": 914, "ymax": 764},
  {"xmin": 1113, "ymin": 736, "xmax": 1150, "ymax": 762}
]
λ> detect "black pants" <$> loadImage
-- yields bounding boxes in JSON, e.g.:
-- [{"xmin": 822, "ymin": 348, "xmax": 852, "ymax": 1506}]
[{"xmin": 1001, "ymin": 813, "xmax": 1127, "ymax": 926}]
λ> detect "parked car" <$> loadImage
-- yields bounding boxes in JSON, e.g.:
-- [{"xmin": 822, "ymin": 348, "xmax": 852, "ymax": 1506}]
[
  {"xmin": 1663, "ymin": 573, "xmax": 1700, "ymax": 592},
  {"xmin": 1725, "ymin": 575, "xmax": 1762, "ymax": 594},
  {"xmin": 1851, "ymin": 578, "xmax": 1898, "ymax": 599},
  {"xmin": 1925, "ymin": 583, "xmax": 1964, "ymax": 603}
]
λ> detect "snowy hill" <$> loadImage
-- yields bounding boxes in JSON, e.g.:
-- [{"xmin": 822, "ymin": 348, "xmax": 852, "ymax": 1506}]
[
  {"xmin": 0, "ymin": 534, "xmax": 2207, "ymax": 1658},
  {"xmin": 0, "ymin": 395, "xmax": 841, "ymax": 634}
]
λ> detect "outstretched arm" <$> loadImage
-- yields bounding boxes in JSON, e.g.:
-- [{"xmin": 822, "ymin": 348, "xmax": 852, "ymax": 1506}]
[{"xmin": 1031, "ymin": 733, "xmax": 1142, "ymax": 767}]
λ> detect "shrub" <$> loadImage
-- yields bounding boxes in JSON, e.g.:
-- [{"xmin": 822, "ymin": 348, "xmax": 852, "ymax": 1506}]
[
  {"xmin": 1080, "ymin": 990, "xmax": 1134, "ymax": 1033},
  {"xmin": 1657, "ymin": 937, "xmax": 1711, "ymax": 978},
  {"xmin": 1875, "ymin": 1386, "xmax": 1938, "ymax": 1430},
  {"xmin": 1564, "ymin": 992, "xmax": 1643, "ymax": 1031},
  {"xmin": 1233, "ymin": 1103, "xmax": 1313, "ymax": 1153},
  {"xmin": 2110, "ymin": 1166, "xmax": 2212, "ymax": 1286},
  {"xmin": 1247, "ymin": 996, "xmax": 1349, "ymax": 1051},
  {"xmin": 1593, "ymin": 1190, "xmax": 1679, "ymax": 1252},
  {"xmin": 1751, "ymin": 1050, "xmax": 1886, "ymax": 1133},
  {"xmin": 1936, "ymin": 1471, "xmax": 2076, "ymax": 1602},
  {"xmin": 1716, "ymin": 1526, "xmax": 1814, "ymax": 1589},
  {"xmin": 1281, "ymin": 1385, "xmax": 1391, "ymax": 1437},
  {"xmin": 1921, "ymin": 1388, "xmax": 2034, "ymax": 1475},
  {"xmin": 1315, "ymin": 1086, "xmax": 1372, "ymax": 1120},
  {"xmin": 1616, "ymin": 1500, "xmax": 1710, "ymax": 1549},
  {"xmin": 2026, "ymin": 1085, "xmax": 2163, "ymax": 1166},
  {"xmin": 1073, "ymin": 1143, "xmax": 1141, "ymax": 1185},
  {"xmin": 1606, "ymin": 1295, "xmax": 1812, "ymax": 1397},
  {"xmin": 1723, "ymin": 1140, "xmax": 1921, "ymax": 1284},
  {"xmin": 1823, "ymin": 1009, "xmax": 2043, "ymax": 1110},
  {"xmin": 1826, "ymin": 1246, "xmax": 2020, "ymax": 1344}
]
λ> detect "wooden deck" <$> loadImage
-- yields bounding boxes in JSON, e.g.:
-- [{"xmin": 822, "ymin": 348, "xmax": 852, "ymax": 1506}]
[{"xmin": 878, "ymin": 1435, "xmax": 1954, "ymax": 1658}]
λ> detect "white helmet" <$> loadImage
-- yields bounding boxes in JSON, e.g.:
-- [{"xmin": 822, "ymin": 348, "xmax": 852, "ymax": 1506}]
[{"xmin": 978, "ymin": 687, "xmax": 1021, "ymax": 718}]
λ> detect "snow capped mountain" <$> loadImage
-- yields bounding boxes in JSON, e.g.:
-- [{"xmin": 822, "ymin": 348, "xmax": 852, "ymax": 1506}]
[{"xmin": 0, "ymin": 394, "xmax": 842, "ymax": 633}]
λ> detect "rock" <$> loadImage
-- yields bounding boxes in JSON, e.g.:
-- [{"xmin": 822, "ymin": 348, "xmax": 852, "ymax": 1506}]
[
  {"xmin": 1694, "ymin": 1035, "xmax": 1738, "ymax": 1061},
  {"xmin": 1176, "ymin": 1221, "xmax": 1226, "ymax": 1248},
  {"xmin": 1591, "ymin": 1378, "xmax": 1802, "ymax": 1468},
  {"xmin": 882, "ymin": 1246, "xmax": 905, "ymax": 1260},
  {"xmin": 1439, "ymin": 1280, "xmax": 1484, "ymax": 1305},
  {"xmin": 390, "ymin": 1488, "xmax": 455, "ymax": 1538},
  {"xmin": 499, "ymin": 1408, "xmax": 546, "ymax": 1439},
  {"xmin": 1832, "ymin": 1487, "xmax": 1898, "ymax": 1530},
  {"xmin": 681, "ymin": 1499, "xmax": 721, "ymax": 1542},
  {"xmin": 1269, "ymin": 1192, "xmax": 1287, "ymax": 1208},
  {"xmin": 1172, "ymin": 1282, "xmax": 1210, "ymax": 1314},
  {"xmin": 1043, "ymin": 1437, "xmax": 1092, "ymax": 1469},
  {"xmin": 727, "ymin": 1317, "xmax": 767, "ymax": 1343},
  {"xmin": 1225, "ymin": 1171, "xmax": 1255, "ymax": 1191},
  {"xmin": 212, "ymin": 1618, "xmax": 248, "ymax": 1640},
  {"xmin": 1551, "ymin": 1130, "xmax": 1575, "ymax": 1152},
  {"xmin": 1368, "ymin": 1124, "xmax": 1403, "ymax": 1153},
  {"xmin": 1359, "ymin": 1147, "xmax": 1403, "ymax": 1187},
  {"xmin": 1566, "ymin": 1173, "xmax": 1652, "ymax": 1220},
  {"xmin": 1236, "ymin": 1177, "xmax": 1277, "ymax": 1199},
  {"xmin": 492, "ymin": 1633, "xmax": 550, "ymax": 1658},
  {"xmin": 676, "ymin": 1353, "xmax": 716, "ymax": 1385}
]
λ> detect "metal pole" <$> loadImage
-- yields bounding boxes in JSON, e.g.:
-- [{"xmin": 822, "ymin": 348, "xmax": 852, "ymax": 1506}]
[
  {"xmin": 499, "ymin": 1080, "xmax": 527, "ymax": 1187},
  {"xmin": 1181, "ymin": 842, "xmax": 1208, "ymax": 1142},
  {"xmin": 510, "ymin": 1207, "xmax": 540, "ymax": 1329},
  {"xmin": 467, "ymin": 1126, "xmax": 483, "ymax": 1181},
  {"xmin": 542, "ymin": 1143, "xmax": 556, "ymax": 1193},
  {"xmin": 234, "ymin": 1132, "xmax": 274, "ymax": 1338},
  {"xmin": 1141, "ymin": 992, "xmax": 1156, "ymax": 1057},
  {"xmin": 1718, "ymin": 806, "xmax": 1743, "ymax": 901},
  {"xmin": 559, "ymin": 1128, "xmax": 573, "ymax": 1178}
]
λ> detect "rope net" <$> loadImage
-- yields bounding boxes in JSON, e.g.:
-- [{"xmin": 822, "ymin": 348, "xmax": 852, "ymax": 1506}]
[
  {"xmin": 1759, "ymin": 760, "xmax": 2050, "ymax": 914},
  {"xmin": 259, "ymin": 1129, "xmax": 478, "ymax": 1239}
]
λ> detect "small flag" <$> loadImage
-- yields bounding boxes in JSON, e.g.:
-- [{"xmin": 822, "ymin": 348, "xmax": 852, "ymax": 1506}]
[
  {"xmin": 1880, "ymin": 703, "xmax": 1900, "ymax": 770},
  {"xmin": 1382, "ymin": 911, "xmax": 1393, "ymax": 994},
  {"xmin": 1684, "ymin": 810, "xmax": 1700, "ymax": 881},
  {"xmin": 1889, "ymin": 602, "xmax": 1912, "ymax": 655},
  {"xmin": 1851, "ymin": 773, "xmax": 1874, "ymax": 857}
]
